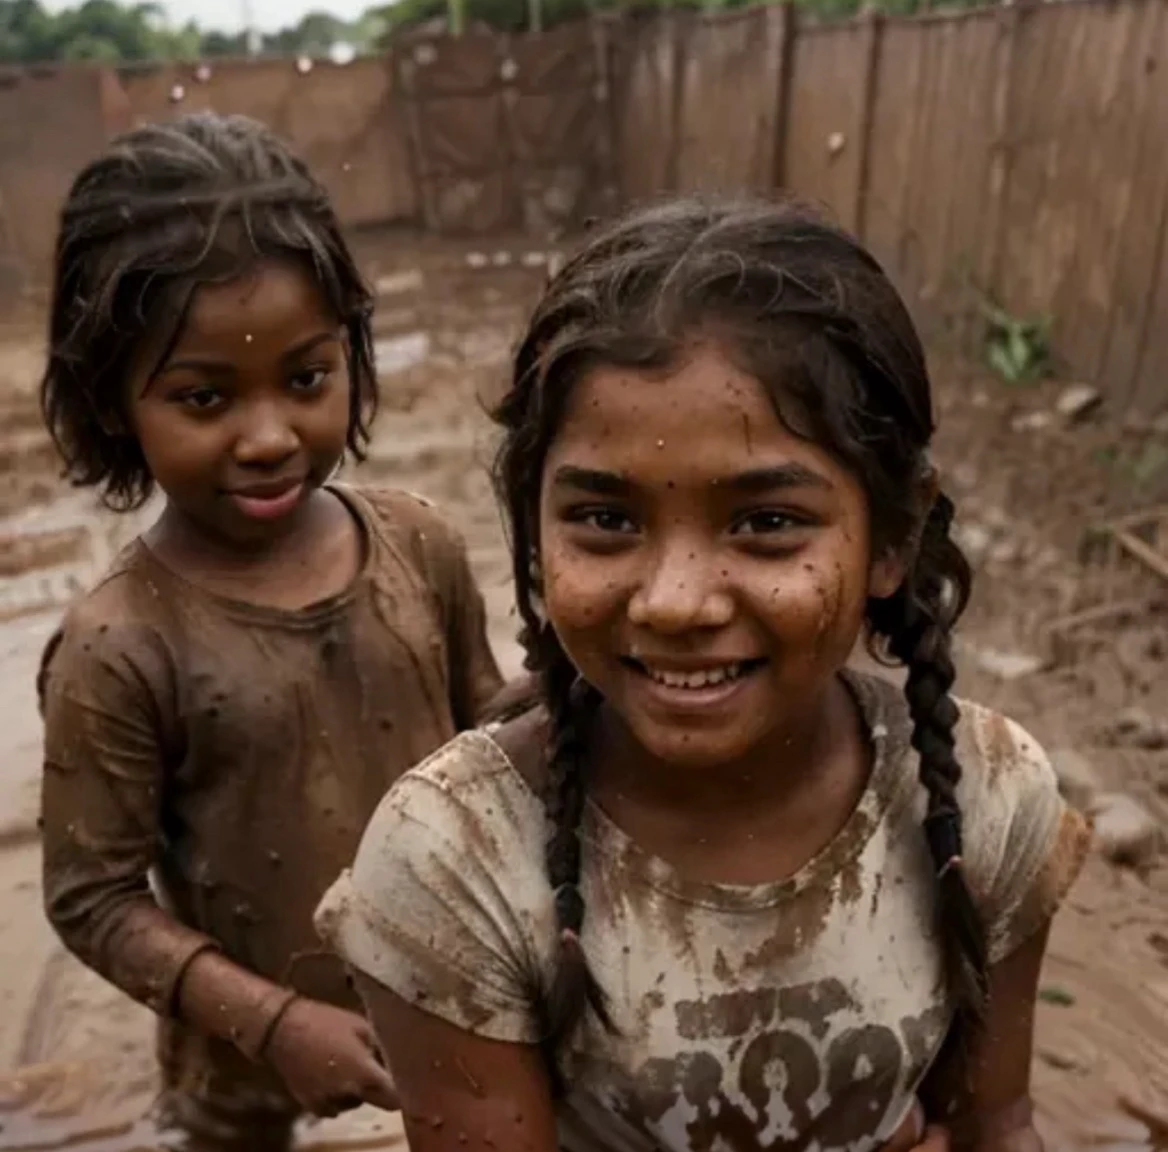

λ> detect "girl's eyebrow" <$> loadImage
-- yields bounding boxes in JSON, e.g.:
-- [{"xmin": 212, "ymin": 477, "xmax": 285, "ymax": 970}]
[
  {"xmin": 551, "ymin": 462, "xmax": 832, "ymax": 495},
  {"xmin": 153, "ymin": 330, "xmax": 339, "ymax": 382},
  {"xmin": 552, "ymin": 466, "xmax": 631, "ymax": 496},
  {"xmin": 280, "ymin": 330, "xmax": 340, "ymax": 364},
  {"xmin": 723, "ymin": 464, "xmax": 833, "ymax": 493}
]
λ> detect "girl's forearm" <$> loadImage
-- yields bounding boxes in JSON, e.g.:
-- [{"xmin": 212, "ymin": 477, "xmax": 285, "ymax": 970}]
[{"xmin": 174, "ymin": 945, "xmax": 300, "ymax": 1059}]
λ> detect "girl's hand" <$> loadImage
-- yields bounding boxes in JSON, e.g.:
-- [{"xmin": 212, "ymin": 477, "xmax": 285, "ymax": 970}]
[
  {"xmin": 263, "ymin": 998, "xmax": 399, "ymax": 1117},
  {"xmin": 882, "ymin": 1099, "xmax": 951, "ymax": 1152}
]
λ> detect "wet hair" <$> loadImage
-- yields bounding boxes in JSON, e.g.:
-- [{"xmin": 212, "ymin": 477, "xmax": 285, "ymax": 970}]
[
  {"xmin": 492, "ymin": 195, "xmax": 988, "ymax": 1083},
  {"xmin": 40, "ymin": 111, "xmax": 377, "ymax": 510}
]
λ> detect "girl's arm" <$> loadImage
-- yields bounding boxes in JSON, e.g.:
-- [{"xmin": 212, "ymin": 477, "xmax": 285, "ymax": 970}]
[
  {"xmin": 40, "ymin": 618, "xmax": 305, "ymax": 1053},
  {"xmin": 921, "ymin": 924, "xmax": 1050, "ymax": 1152},
  {"xmin": 355, "ymin": 973, "xmax": 558, "ymax": 1152}
]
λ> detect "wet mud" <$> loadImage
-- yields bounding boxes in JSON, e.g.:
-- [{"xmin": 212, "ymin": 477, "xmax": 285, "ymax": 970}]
[{"xmin": 0, "ymin": 237, "xmax": 1164, "ymax": 1151}]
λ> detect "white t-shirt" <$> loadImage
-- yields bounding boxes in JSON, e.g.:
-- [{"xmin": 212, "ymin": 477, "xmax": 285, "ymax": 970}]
[{"xmin": 315, "ymin": 671, "xmax": 1089, "ymax": 1152}]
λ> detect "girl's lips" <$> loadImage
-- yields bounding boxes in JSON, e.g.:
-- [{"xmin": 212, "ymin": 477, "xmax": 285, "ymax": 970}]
[
  {"xmin": 229, "ymin": 482, "xmax": 305, "ymax": 520},
  {"xmin": 623, "ymin": 656, "xmax": 768, "ymax": 713}
]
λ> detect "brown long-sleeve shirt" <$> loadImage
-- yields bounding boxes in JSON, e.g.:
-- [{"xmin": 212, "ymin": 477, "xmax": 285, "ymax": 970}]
[{"xmin": 38, "ymin": 485, "xmax": 503, "ymax": 1108}]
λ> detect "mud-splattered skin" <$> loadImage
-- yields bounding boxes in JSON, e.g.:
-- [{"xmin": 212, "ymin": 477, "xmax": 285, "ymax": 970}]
[
  {"xmin": 538, "ymin": 344, "xmax": 903, "ymax": 878},
  {"xmin": 318, "ymin": 673, "xmax": 1087, "ymax": 1152},
  {"xmin": 39, "ymin": 258, "xmax": 504, "ymax": 1137},
  {"xmin": 318, "ymin": 337, "xmax": 1089, "ymax": 1152}
]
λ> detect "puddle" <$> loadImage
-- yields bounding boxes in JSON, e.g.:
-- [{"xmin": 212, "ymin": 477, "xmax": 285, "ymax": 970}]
[{"xmin": 0, "ymin": 1066, "xmax": 407, "ymax": 1151}]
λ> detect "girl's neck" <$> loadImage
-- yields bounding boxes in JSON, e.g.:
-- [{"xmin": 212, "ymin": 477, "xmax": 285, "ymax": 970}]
[
  {"xmin": 591, "ymin": 673, "xmax": 862, "ymax": 827},
  {"xmin": 145, "ymin": 486, "xmax": 362, "ymax": 610}
]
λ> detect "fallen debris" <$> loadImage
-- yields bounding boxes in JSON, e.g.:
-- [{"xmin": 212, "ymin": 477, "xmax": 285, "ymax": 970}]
[
  {"xmin": 1049, "ymin": 748, "xmax": 1100, "ymax": 812},
  {"xmin": 1056, "ymin": 383, "xmax": 1102, "ymax": 421},
  {"xmin": 1089, "ymin": 793, "xmax": 1161, "ymax": 868}
]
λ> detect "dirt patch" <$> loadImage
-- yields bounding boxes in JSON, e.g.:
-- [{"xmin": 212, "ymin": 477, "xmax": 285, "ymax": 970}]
[{"xmin": 0, "ymin": 240, "xmax": 1164, "ymax": 1151}]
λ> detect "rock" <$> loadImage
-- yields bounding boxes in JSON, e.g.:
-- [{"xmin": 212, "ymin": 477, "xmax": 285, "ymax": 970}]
[
  {"xmin": 970, "ymin": 645, "xmax": 1045, "ymax": 681},
  {"xmin": 1050, "ymin": 748, "xmax": 1100, "ymax": 811},
  {"xmin": 1089, "ymin": 793, "xmax": 1161, "ymax": 868},
  {"xmin": 1112, "ymin": 706, "xmax": 1168, "ymax": 750},
  {"xmin": 1012, "ymin": 410, "xmax": 1054, "ymax": 433},
  {"xmin": 1056, "ymin": 383, "xmax": 1102, "ymax": 421}
]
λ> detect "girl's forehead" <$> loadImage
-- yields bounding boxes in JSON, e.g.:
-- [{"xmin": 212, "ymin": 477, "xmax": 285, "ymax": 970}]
[
  {"xmin": 181, "ymin": 259, "xmax": 331, "ymax": 336},
  {"xmin": 547, "ymin": 348, "xmax": 845, "ymax": 491}
]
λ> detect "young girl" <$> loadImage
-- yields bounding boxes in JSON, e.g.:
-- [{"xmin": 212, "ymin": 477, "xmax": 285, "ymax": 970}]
[
  {"xmin": 37, "ymin": 112, "xmax": 503, "ymax": 1150},
  {"xmin": 316, "ymin": 197, "xmax": 1091, "ymax": 1152}
]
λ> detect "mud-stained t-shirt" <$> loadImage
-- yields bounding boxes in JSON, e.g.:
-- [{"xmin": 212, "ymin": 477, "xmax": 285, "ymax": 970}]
[
  {"xmin": 39, "ymin": 484, "xmax": 503, "ymax": 1029},
  {"xmin": 315, "ymin": 670, "xmax": 1091, "ymax": 1152}
]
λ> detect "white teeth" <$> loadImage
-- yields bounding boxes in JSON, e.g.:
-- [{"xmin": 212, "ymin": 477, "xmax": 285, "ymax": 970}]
[{"xmin": 646, "ymin": 664, "xmax": 744, "ymax": 689}]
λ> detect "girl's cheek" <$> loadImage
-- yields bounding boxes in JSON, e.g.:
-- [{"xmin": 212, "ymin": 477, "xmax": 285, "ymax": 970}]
[
  {"xmin": 543, "ymin": 555, "xmax": 631, "ymax": 629},
  {"xmin": 748, "ymin": 554, "xmax": 862, "ymax": 639}
]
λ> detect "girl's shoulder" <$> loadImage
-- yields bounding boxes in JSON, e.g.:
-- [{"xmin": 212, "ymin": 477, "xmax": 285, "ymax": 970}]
[
  {"xmin": 338, "ymin": 483, "xmax": 479, "ymax": 599},
  {"xmin": 38, "ymin": 539, "xmax": 178, "ymax": 714},
  {"xmin": 852, "ymin": 667, "xmax": 1063, "ymax": 813},
  {"xmin": 854, "ymin": 670, "xmax": 1090, "ymax": 962},
  {"xmin": 367, "ymin": 705, "xmax": 549, "ymax": 841},
  {"xmin": 316, "ymin": 713, "xmax": 554, "ymax": 1038},
  {"xmin": 341, "ymin": 483, "xmax": 466, "ymax": 556}
]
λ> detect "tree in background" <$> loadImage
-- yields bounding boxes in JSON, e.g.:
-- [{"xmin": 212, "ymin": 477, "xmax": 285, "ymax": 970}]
[
  {"xmin": 0, "ymin": 0, "xmax": 380, "ymax": 61},
  {"xmin": 0, "ymin": 0, "xmax": 985, "ymax": 64}
]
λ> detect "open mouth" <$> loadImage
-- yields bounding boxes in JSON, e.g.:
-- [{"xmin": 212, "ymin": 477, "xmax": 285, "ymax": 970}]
[{"xmin": 621, "ymin": 657, "xmax": 768, "ymax": 691}]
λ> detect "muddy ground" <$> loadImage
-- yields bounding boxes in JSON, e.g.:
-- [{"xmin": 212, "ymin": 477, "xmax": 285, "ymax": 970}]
[{"xmin": 0, "ymin": 237, "xmax": 1165, "ymax": 1152}]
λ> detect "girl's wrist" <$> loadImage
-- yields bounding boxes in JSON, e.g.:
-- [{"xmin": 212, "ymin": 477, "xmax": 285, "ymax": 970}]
[{"xmin": 235, "ymin": 985, "xmax": 301, "ymax": 1062}]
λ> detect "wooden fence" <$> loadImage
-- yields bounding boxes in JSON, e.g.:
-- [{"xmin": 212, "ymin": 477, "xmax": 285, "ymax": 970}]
[
  {"xmin": 2, "ymin": 0, "xmax": 1166, "ymax": 415},
  {"xmin": 614, "ymin": 0, "xmax": 1168, "ymax": 416}
]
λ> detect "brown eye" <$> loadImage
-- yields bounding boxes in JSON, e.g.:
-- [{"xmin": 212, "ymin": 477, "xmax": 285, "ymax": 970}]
[
  {"xmin": 580, "ymin": 508, "xmax": 637, "ymax": 534},
  {"xmin": 733, "ymin": 510, "xmax": 799, "ymax": 535},
  {"xmin": 176, "ymin": 386, "xmax": 224, "ymax": 412},
  {"xmin": 289, "ymin": 367, "xmax": 328, "ymax": 392}
]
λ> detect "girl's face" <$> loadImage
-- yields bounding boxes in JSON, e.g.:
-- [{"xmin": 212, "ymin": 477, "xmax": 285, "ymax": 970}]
[
  {"xmin": 538, "ymin": 341, "xmax": 905, "ymax": 770},
  {"xmin": 126, "ymin": 257, "xmax": 351, "ymax": 548}
]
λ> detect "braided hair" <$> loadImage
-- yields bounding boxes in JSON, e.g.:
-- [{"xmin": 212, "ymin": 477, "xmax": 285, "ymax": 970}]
[
  {"xmin": 40, "ymin": 112, "xmax": 376, "ymax": 510},
  {"xmin": 492, "ymin": 195, "xmax": 987, "ymax": 1085}
]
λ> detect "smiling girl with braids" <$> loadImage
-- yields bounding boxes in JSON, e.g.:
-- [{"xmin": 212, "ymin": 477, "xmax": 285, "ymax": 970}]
[
  {"xmin": 37, "ymin": 112, "xmax": 504, "ymax": 1150},
  {"xmin": 317, "ymin": 197, "xmax": 1090, "ymax": 1152}
]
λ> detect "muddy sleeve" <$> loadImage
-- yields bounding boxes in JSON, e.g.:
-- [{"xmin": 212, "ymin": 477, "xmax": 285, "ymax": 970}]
[
  {"xmin": 427, "ymin": 518, "xmax": 505, "ymax": 729},
  {"xmin": 315, "ymin": 749, "xmax": 540, "ymax": 1044},
  {"xmin": 39, "ymin": 616, "xmax": 218, "ymax": 1016},
  {"xmin": 958, "ymin": 709, "xmax": 1092, "ymax": 965}
]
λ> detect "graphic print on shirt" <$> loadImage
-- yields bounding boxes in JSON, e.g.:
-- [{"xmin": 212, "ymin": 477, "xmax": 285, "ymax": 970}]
[{"xmin": 592, "ymin": 977, "xmax": 948, "ymax": 1152}]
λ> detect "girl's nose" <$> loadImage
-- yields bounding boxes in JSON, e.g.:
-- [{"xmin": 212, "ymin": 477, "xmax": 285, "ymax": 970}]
[
  {"xmin": 233, "ymin": 402, "xmax": 299, "ymax": 467},
  {"xmin": 627, "ymin": 543, "xmax": 734, "ymax": 633}
]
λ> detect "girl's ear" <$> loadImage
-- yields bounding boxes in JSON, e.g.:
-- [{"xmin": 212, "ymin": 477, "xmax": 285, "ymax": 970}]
[{"xmin": 868, "ymin": 549, "xmax": 909, "ymax": 600}]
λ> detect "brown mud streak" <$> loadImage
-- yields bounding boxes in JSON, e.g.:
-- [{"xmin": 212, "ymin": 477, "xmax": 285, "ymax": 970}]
[{"xmin": 0, "ymin": 241, "xmax": 1165, "ymax": 1151}]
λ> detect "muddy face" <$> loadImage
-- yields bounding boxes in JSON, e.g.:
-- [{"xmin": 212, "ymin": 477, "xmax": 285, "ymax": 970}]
[
  {"xmin": 538, "ymin": 341, "xmax": 903, "ymax": 771},
  {"xmin": 125, "ymin": 257, "xmax": 351, "ymax": 550}
]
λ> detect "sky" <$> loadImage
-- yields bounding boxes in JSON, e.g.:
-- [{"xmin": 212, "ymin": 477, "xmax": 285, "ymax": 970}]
[{"xmin": 41, "ymin": 0, "xmax": 370, "ymax": 34}]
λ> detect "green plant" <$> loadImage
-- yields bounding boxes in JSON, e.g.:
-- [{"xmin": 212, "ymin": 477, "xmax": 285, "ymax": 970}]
[{"xmin": 980, "ymin": 300, "xmax": 1053, "ymax": 385}]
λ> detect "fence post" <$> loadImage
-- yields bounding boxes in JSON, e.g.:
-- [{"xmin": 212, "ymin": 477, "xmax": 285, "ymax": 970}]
[
  {"xmin": 666, "ymin": 11, "xmax": 688, "ymax": 192},
  {"xmin": 853, "ymin": 8, "xmax": 885, "ymax": 240},
  {"xmin": 771, "ymin": 0, "xmax": 796, "ymax": 190},
  {"xmin": 982, "ymin": 1, "xmax": 1026, "ymax": 311}
]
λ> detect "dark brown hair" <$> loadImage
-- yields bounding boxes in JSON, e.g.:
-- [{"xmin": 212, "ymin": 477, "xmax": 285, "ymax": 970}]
[
  {"xmin": 40, "ymin": 111, "xmax": 377, "ymax": 510},
  {"xmin": 492, "ymin": 195, "xmax": 987, "ymax": 1084}
]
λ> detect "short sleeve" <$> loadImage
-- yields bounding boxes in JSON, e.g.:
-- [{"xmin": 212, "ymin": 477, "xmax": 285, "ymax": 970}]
[
  {"xmin": 315, "ymin": 734, "xmax": 543, "ymax": 1043},
  {"xmin": 956, "ymin": 706, "xmax": 1092, "ymax": 965}
]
